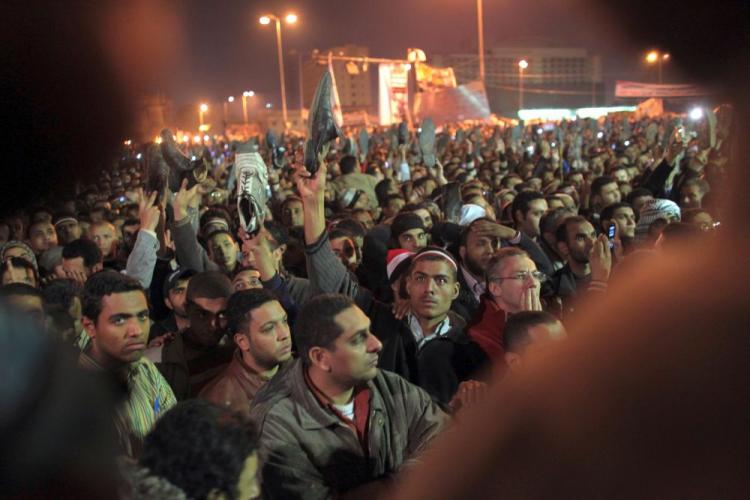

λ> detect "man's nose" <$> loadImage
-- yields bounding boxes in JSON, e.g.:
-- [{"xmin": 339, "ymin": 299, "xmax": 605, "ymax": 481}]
[
  {"xmin": 125, "ymin": 320, "xmax": 142, "ymax": 337},
  {"xmin": 367, "ymin": 333, "xmax": 382, "ymax": 353}
]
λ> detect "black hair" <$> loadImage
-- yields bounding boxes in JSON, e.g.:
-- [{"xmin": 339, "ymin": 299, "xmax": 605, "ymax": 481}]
[
  {"xmin": 511, "ymin": 190, "xmax": 545, "ymax": 222},
  {"xmin": 339, "ymin": 155, "xmax": 358, "ymax": 175},
  {"xmin": 407, "ymin": 246, "xmax": 458, "ymax": 282},
  {"xmin": 186, "ymin": 271, "xmax": 233, "ymax": 303},
  {"xmin": 332, "ymin": 218, "xmax": 366, "ymax": 239},
  {"xmin": 140, "ymin": 400, "xmax": 258, "ymax": 500},
  {"xmin": 225, "ymin": 288, "xmax": 279, "ymax": 335},
  {"xmin": 263, "ymin": 220, "xmax": 289, "ymax": 249},
  {"xmin": 540, "ymin": 207, "xmax": 576, "ymax": 236},
  {"xmin": 80, "ymin": 270, "xmax": 145, "ymax": 321},
  {"xmin": 295, "ymin": 294, "xmax": 354, "ymax": 368},
  {"xmin": 555, "ymin": 215, "xmax": 589, "ymax": 244},
  {"xmin": 62, "ymin": 238, "xmax": 103, "ymax": 268},
  {"xmin": 375, "ymin": 179, "xmax": 396, "ymax": 206},
  {"xmin": 0, "ymin": 282, "xmax": 43, "ymax": 301},
  {"xmin": 199, "ymin": 207, "xmax": 232, "ymax": 231},
  {"xmin": 591, "ymin": 176, "xmax": 617, "ymax": 198},
  {"xmin": 42, "ymin": 278, "xmax": 80, "ymax": 311},
  {"xmin": 625, "ymin": 187, "xmax": 653, "ymax": 205},
  {"xmin": 504, "ymin": 310, "xmax": 559, "ymax": 353},
  {"xmin": 600, "ymin": 202, "xmax": 633, "ymax": 230}
]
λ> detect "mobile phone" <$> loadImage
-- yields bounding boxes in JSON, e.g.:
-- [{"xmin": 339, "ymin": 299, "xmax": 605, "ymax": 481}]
[{"xmin": 607, "ymin": 223, "xmax": 616, "ymax": 249}]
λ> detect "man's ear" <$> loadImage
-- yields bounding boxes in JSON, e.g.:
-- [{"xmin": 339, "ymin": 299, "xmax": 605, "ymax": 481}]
[
  {"xmin": 488, "ymin": 280, "xmax": 501, "ymax": 299},
  {"xmin": 309, "ymin": 346, "xmax": 331, "ymax": 372},
  {"xmin": 505, "ymin": 352, "xmax": 522, "ymax": 369},
  {"xmin": 164, "ymin": 297, "xmax": 174, "ymax": 310},
  {"xmin": 451, "ymin": 280, "xmax": 460, "ymax": 301},
  {"xmin": 82, "ymin": 316, "xmax": 96, "ymax": 340},
  {"xmin": 234, "ymin": 332, "xmax": 250, "ymax": 351}
]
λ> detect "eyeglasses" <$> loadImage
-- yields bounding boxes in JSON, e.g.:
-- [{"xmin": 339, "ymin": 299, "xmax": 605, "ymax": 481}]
[{"xmin": 490, "ymin": 270, "xmax": 547, "ymax": 283}]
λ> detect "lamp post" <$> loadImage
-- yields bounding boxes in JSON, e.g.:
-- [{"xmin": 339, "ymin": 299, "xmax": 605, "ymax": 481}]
[
  {"xmin": 518, "ymin": 59, "xmax": 528, "ymax": 112},
  {"xmin": 476, "ymin": 0, "xmax": 485, "ymax": 83},
  {"xmin": 199, "ymin": 103, "xmax": 208, "ymax": 127},
  {"xmin": 259, "ymin": 13, "xmax": 297, "ymax": 128},
  {"xmin": 242, "ymin": 90, "xmax": 254, "ymax": 125},
  {"xmin": 224, "ymin": 96, "xmax": 234, "ymax": 123},
  {"xmin": 645, "ymin": 50, "xmax": 670, "ymax": 84}
]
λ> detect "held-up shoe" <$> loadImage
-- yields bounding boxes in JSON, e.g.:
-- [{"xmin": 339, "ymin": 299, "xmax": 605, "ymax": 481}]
[
  {"xmin": 235, "ymin": 139, "xmax": 268, "ymax": 235},
  {"xmin": 358, "ymin": 128, "xmax": 369, "ymax": 159},
  {"xmin": 420, "ymin": 118, "xmax": 436, "ymax": 167},
  {"xmin": 398, "ymin": 122, "xmax": 409, "ymax": 145},
  {"xmin": 159, "ymin": 129, "xmax": 208, "ymax": 191},
  {"xmin": 304, "ymin": 71, "xmax": 342, "ymax": 175},
  {"xmin": 146, "ymin": 142, "xmax": 170, "ymax": 195}
]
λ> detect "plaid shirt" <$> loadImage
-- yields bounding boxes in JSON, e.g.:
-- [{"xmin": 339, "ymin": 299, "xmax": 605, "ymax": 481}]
[{"xmin": 79, "ymin": 351, "xmax": 176, "ymax": 456}]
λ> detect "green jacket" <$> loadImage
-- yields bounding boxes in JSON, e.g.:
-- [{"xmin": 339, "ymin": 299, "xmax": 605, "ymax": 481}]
[{"xmin": 250, "ymin": 360, "xmax": 448, "ymax": 499}]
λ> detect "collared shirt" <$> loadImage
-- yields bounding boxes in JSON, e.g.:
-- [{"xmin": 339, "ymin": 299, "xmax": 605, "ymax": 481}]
[
  {"xmin": 79, "ymin": 350, "xmax": 177, "ymax": 456},
  {"xmin": 408, "ymin": 313, "xmax": 452, "ymax": 350},
  {"xmin": 460, "ymin": 264, "xmax": 486, "ymax": 303}
]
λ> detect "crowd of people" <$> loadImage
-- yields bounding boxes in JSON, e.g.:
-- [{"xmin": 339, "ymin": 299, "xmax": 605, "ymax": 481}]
[{"xmin": 0, "ymin": 109, "xmax": 733, "ymax": 498}]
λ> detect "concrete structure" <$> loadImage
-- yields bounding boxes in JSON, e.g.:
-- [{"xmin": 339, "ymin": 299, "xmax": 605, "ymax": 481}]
[{"xmin": 302, "ymin": 45, "xmax": 373, "ymax": 112}]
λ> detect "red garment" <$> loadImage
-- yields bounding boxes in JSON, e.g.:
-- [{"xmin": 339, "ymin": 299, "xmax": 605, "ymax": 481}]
[
  {"xmin": 468, "ymin": 296, "xmax": 508, "ymax": 368},
  {"xmin": 304, "ymin": 368, "xmax": 372, "ymax": 456}
]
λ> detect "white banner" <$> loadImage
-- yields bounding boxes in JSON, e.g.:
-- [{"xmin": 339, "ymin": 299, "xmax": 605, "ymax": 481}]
[
  {"xmin": 615, "ymin": 81, "xmax": 712, "ymax": 98},
  {"xmin": 378, "ymin": 63, "xmax": 410, "ymax": 126}
]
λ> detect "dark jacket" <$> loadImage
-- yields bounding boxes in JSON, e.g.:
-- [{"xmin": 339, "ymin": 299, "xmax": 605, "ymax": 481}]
[
  {"xmin": 358, "ymin": 295, "xmax": 487, "ymax": 408},
  {"xmin": 199, "ymin": 350, "xmax": 292, "ymax": 418},
  {"xmin": 552, "ymin": 264, "xmax": 608, "ymax": 317},
  {"xmin": 250, "ymin": 359, "xmax": 448, "ymax": 500}
]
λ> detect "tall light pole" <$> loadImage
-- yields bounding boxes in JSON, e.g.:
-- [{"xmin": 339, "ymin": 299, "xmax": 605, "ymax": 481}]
[
  {"xmin": 476, "ymin": 0, "xmax": 485, "ymax": 83},
  {"xmin": 645, "ymin": 50, "xmax": 670, "ymax": 84},
  {"xmin": 224, "ymin": 96, "xmax": 234, "ymax": 123},
  {"xmin": 199, "ymin": 103, "xmax": 208, "ymax": 127},
  {"xmin": 518, "ymin": 59, "xmax": 528, "ymax": 112},
  {"xmin": 260, "ymin": 13, "xmax": 297, "ymax": 128},
  {"xmin": 242, "ymin": 90, "xmax": 254, "ymax": 125}
]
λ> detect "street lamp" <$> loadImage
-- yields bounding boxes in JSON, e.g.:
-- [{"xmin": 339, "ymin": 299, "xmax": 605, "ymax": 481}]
[
  {"xmin": 476, "ymin": 0, "xmax": 485, "ymax": 84},
  {"xmin": 223, "ymin": 96, "xmax": 234, "ymax": 123},
  {"xmin": 242, "ymin": 90, "xmax": 254, "ymax": 125},
  {"xmin": 518, "ymin": 59, "xmax": 528, "ymax": 112},
  {"xmin": 645, "ymin": 50, "xmax": 670, "ymax": 83},
  {"xmin": 259, "ymin": 13, "xmax": 297, "ymax": 127},
  {"xmin": 199, "ymin": 103, "xmax": 208, "ymax": 126}
]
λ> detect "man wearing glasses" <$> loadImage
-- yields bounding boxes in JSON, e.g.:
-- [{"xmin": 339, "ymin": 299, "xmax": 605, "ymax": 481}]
[
  {"xmin": 146, "ymin": 271, "xmax": 234, "ymax": 399},
  {"xmin": 468, "ymin": 247, "xmax": 547, "ymax": 371}
]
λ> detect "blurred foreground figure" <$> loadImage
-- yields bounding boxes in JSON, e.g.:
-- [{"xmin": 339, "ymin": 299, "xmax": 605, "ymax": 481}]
[
  {"xmin": 392, "ymin": 236, "xmax": 749, "ymax": 499},
  {"xmin": 0, "ymin": 302, "xmax": 122, "ymax": 498}
]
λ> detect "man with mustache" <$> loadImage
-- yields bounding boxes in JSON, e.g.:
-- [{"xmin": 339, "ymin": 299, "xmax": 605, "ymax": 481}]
[
  {"xmin": 251, "ymin": 294, "xmax": 446, "ymax": 500},
  {"xmin": 199, "ymin": 288, "xmax": 293, "ymax": 418}
]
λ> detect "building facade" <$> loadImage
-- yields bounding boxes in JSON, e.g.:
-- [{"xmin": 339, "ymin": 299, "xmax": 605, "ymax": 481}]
[{"xmin": 302, "ymin": 44, "xmax": 373, "ymax": 112}]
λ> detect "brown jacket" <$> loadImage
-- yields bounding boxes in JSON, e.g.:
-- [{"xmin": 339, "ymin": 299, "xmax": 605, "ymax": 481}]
[
  {"xmin": 249, "ymin": 359, "xmax": 448, "ymax": 500},
  {"xmin": 198, "ymin": 349, "xmax": 290, "ymax": 418}
]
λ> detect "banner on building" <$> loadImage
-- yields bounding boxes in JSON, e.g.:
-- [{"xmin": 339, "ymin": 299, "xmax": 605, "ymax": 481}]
[
  {"xmin": 414, "ymin": 63, "xmax": 457, "ymax": 92},
  {"xmin": 615, "ymin": 81, "xmax": 712, "ymax": 98},
  {"xmin": 326, "ymin": 53, "xmax": 345, "ymax": 127},
  {"xmin": 413, "ymin": 80, "xmax": 491, "ymax": 123},
  {"xmin": 378, "ymin": 63, "xmax": 410, "ymax": 126}
]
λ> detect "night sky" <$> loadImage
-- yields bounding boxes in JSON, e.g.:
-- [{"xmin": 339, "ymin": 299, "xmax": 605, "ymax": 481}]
[{"xmin": 162, "ymin": 0, "xmax": 651, "ymax": 107}]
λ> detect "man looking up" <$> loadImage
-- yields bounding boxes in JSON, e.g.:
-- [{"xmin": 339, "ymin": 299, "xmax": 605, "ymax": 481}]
[
  {"xmin": 79, "ymin": 270, "xmax": 176, "ymax": 456},
  {"xmin": 553, "ymin": 216, "xmax": 611, "ymax": 315},
  {"xmin": 200, "ymin": 288, "xmax": 293, "ymax": 417},
  {"xmin": 251, "ymin": 294, "xmax": 446, "ymax": 500},
  {"xmin": 27, "ymin": 220, "xmax": 58, "ymax": 257},
  {"xmin": 511, "ymin": 191, "xmax": 548, "ymax": 241}
]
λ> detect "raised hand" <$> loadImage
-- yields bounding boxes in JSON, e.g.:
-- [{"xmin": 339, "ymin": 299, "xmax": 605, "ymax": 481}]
[
  {"xmin": 470, "ymin": 219, "xmax": 517, "ymax": 241},
  {"xmin": 589, "ymin": 234, "xmax": 612, "ymax": 282},
  {"xmin": 294, "ymin": 156, "xmax": 327, "ymax": 201},
  {"xmin": 172, "ymin": 179, "xmax": 199, "ymax": 221},
  {"xmin": 139, "ymin": 190, "xmax": 160, "ymax": 233}
]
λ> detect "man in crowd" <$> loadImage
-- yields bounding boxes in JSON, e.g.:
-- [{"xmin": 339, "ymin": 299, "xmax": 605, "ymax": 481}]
[
  {"xmin": 200, "ymin": 288, "xmax": 293, "ymax": 417},
  {"xmin": 78, "ymin": 270, "xmax": 176, "ymax": 456},
  {"xmin": 329, "ymin": 155, "xmax": 379, "ymax": 211},
  {"xmin": 554, "ymin": 216, "xmax": 611, "ymax": 314},
  {"xmin": 89, "ymin": 220, "xmax": 121, "ymax": 270},
  {"xmin": 149, "ymin": 267, "xmax": 195, "ymax": 342},
  {"xmin": 511, "ymin": 190, "xmax": 548, "ymax": 241},
  {"xmin": 590, "ymin": 175, "xmax": 622, "ymax": 216},
  {"xmin": 146, "ymin": 271, "xmax": 234, "ymax": 400},
  {"xmin": 251, "ymin": 293, "xmax": 447, "ymax": 499},
  {"xmin": 600, "ymin": 202, "xmax": 637, "ymax": 253},
  {"xmin": 0, "ymin": 282, "xmax": 46, "ymax": 328},
  {"xmin": 53, "ymin": 212, "xmax": 82, "ymax": 245},
  {"xmin": 503, "ymin": 310, "xmax": 567, "ymax": 372},
  {"xmin": 60, "ymin": 238, "xmax": 103, "ymax": 284},
  {"xmin": 27, "ymin": 219, "xmax": 58, "ymax": 257},
  {"xmin": 206, "ymin": 229, "xmax": 240, "ymax": 275}
]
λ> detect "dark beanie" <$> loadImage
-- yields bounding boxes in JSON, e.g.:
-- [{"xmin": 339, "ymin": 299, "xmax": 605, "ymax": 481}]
[{"xmin": 390, "ymin": 212, "xmax": 425, "ymax": 240}]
